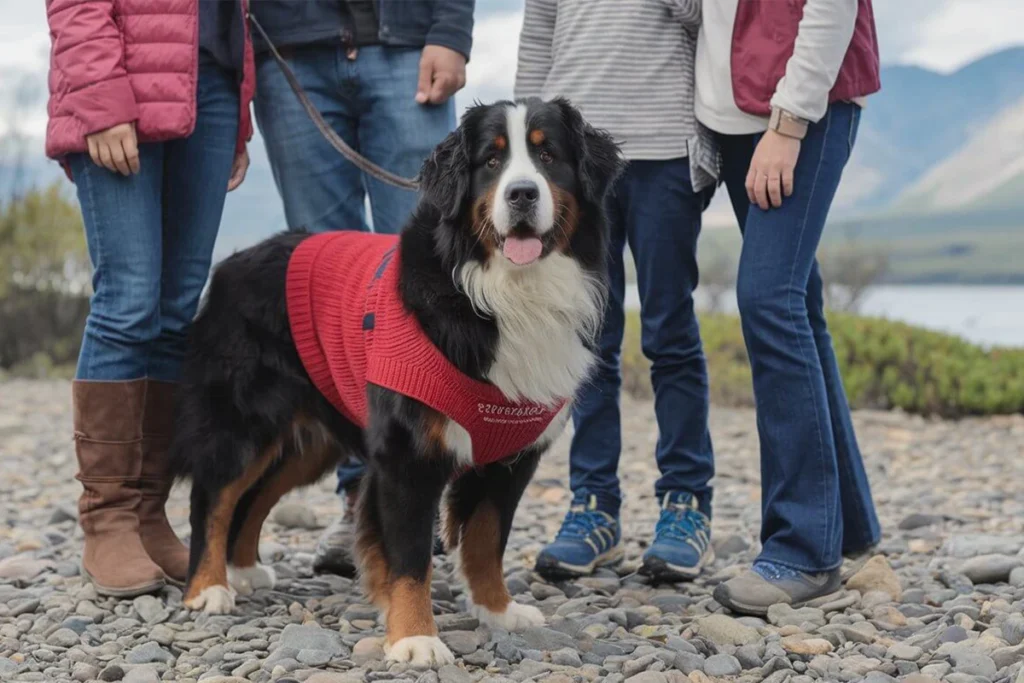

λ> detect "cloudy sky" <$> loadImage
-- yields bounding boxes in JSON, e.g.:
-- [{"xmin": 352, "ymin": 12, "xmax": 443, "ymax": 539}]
[{"xmin": 2, "ymin": 0, "xmax": 1022, "ymax": 139}]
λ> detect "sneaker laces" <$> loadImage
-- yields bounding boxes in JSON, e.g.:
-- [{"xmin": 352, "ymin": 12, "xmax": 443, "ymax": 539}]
[
  {"xmin": 654, "ymin": 493, "xmax": 710, "ymax": 548},
  {"xmin": 556, "ymin": 494, "xmax": 615, "ymax": 541}
]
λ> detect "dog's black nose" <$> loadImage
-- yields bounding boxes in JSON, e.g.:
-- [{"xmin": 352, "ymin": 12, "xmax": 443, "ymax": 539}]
[{"xmin": 505, "ymin": 180, "xmax": 540, "ymax": 208}]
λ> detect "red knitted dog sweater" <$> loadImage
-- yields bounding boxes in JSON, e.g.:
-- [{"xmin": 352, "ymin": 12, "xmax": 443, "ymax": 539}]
[{"xmin": 286, "ymin": 231, "xmax": 565, "ymax": 467}]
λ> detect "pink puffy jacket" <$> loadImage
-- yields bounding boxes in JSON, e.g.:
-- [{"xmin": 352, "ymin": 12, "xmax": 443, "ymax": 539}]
[{"xmin": 45, "ymin": 0, "xmax": 255, "ymax": 161}]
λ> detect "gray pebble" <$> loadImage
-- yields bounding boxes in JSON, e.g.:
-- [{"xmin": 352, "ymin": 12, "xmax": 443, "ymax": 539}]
[
  {"xmin": 735, "ymin": 644, "xmax": 763, "ymax": 669},
  {"xmin": 704, "ymin": 654, "xmax": 742, "ymax": 677},
  {"xmin": 462, "ymin": 649, "xmax": 493, "ymax": 667},
  {"xmin": 271, "ymin": 502, "xmax": 320, "ymax": 529},
  {"xmin": 898, "ymin": 513, "xmax": 944, "ymax": 530},
  {"xmin": 886, "ymin": 643, "xmax": 923, "ymax": 661},
  {"xmin": 767, "ymin": 604, "xmax": 826, "ymax": 628},
  {"xmin": 437, "ymin": 663, "xmax": 473, "ymax": 683},
  {"xmin": 133, "ymin": 595, "xmax": 169, "ymax": 625},
  {"xmin": 123, "ymin": 666, "xmax": 161, "ymax": 683},
  {"xmin": 72, "ymin": 662, "xmax": 100, "ymax": 681},
  {"xmin": 673, "ymin": 652, "xmax": 705, "ymax": 674},
  {"xmin": 440, "ymin": 631, "xmax": 479, "ymax": 656},
  {"xmin": 47, "ymin": 628, "xmax": 81, "ymax": 648},
  {"xmin": 1002, "ymin": 615, "xmax": 1024, "ymax": 646},
  {"xmin": 99, "ymin": 663, "xmax": 126, "ymax": 681},
  {"xmin": 126, "ymin": 642, "xmax": 175, "ymax": 665},
  {"xmin": 960, "ymin": 554, "xmax": 1022, "ymax": 584},
  {"xmin": 276, "ymin": 623, "xmax": 346, "ymax": 658},
  {"xmin": 949, "ymin": 647, "xmax": 997, "ymax": 677},
  {"xmin": 551, "ymin": 647, "xmax": 582, "ymax": 667},
  {"xmin": 1010, "ymin": 567, "xmax": 1024, "ymax": 588},
  {"xmin": 434, "ymin": 613, "xmax": 480, "ymax": 632}
]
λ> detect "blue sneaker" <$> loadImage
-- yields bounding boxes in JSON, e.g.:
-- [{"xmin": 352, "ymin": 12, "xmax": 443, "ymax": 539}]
[
  {"xmin": 534, "ymin": 492, "xmax": 623, "ymax": 579},
  {"xmin": 641, "ymin": 492, "xmax": 714, "ymax": 582}
]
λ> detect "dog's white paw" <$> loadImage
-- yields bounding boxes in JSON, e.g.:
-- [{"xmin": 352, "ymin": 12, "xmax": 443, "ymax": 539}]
[
  {"xmin": 184, "ymin": 585, "xmax": 236, "ymax": 614},
  {"xmin": 227, "ymin": 563, "xmax": 276, "ymax": 596},
  {"xmin": 469, "ymin": 600, "xmax": 545, "ymax": 631},
  {"xmin": 384, "ymin": 636, "xmax": 455, "ymax": 668}
]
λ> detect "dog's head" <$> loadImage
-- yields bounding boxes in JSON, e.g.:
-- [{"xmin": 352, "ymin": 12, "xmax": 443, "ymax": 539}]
[{"xmin": 419, "ymin": 98, "xmax": 622, "ymax": 269}]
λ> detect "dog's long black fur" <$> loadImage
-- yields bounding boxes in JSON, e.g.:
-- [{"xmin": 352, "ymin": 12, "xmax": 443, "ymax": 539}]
[{"xmin": 168, "ymin": 98, "xmax": 622, "ymax": 656}]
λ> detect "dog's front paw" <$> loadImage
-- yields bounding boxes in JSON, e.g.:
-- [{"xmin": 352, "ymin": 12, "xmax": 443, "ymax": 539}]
[
  {"xmin": 469, "ymin": 600, "xmax": 545, "ymax": 631},
  {"xmin": 227, "ymin": 563, "xmax": 277, "ymax": 596},
  {"xmin": 184, "ymin": 585, "xmax": 236, "ymax": 614},
  {"xmin": 385, "ymin": 636, "xmax": 455, "ymax": 668}
]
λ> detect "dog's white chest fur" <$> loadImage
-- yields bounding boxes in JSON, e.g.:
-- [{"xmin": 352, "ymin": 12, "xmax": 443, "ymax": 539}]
[{"xmin": 460, "ymin": 252, "xmax": 602, "ymax": 406}]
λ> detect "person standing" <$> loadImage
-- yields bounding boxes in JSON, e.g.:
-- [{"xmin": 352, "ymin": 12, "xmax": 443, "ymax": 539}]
[
  {"xmin": 695, "ymin": 0, "xmax": 882, "ymax": 613},
  {"xmin": 250, "ymin": 0, "xmax": 474, "ymax": 576},
  {"xmin": 45, "ymin": 0, "xmax": 255, "ymax": 596},
  {"xmin": 516, "ymin": 0, "xmax": 719, "ymax": 582}
]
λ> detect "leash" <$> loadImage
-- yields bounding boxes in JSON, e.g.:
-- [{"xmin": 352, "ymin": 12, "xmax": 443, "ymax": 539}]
[{"xmin": 248, "ymin": 14, "xmax": 421, "ymax": 191}]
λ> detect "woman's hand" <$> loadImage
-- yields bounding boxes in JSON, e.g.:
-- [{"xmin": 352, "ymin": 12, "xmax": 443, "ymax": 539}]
[
  {"xmin": 86, "ymin": 123, "xmax": 139, "ymax": 176},
  {"xmin": 227, "ymin": 147, "xmax": 250, "ymax": 192},
  {"xmin": 746, "ymin": 129, "xmax": 801, "ymax": 210}
]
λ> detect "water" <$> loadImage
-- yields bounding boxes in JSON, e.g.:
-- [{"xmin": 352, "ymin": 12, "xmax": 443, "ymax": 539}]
[{"xmin": 624, "ymin": 285, "xmax": 1024, "ymax": 348}]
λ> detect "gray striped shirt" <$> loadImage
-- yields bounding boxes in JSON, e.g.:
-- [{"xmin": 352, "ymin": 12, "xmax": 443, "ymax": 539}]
[{"xmin": 514, "ymin": 0, "xmax": 718, "ymax": 190}]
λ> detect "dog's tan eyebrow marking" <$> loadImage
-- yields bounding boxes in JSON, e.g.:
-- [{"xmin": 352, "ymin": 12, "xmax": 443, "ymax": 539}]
[
  {"xmin": 494, "ymin": 135, "xmax": 507, "ymax": 150},
  {"xmin": 529, "ymin": 129, "xmax": 545, "ymax": 145}
]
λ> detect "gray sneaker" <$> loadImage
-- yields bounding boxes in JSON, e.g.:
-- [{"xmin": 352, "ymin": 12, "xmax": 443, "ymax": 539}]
[
  {"xmin": 713, "ymin": 561, "xmax": 841, "ymax": 616},
  {"xmin": 312, "ymin": 491, "xmax": 358, "ymax": 577}
]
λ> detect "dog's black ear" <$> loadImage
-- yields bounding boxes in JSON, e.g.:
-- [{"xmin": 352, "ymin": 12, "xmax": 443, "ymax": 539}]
[
  {"xmin": 554, "ymin": 97, "xmax": 624, "ymax": 204},
  {"xmin": 419, "ymin": 128, "xmax": 471, "ymax": 223}
]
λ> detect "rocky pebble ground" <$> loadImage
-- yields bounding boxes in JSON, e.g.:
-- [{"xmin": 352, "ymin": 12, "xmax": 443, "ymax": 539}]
[{"xmin": 2, "ymin": 380, "xmax": 1024, "ymax": 683}]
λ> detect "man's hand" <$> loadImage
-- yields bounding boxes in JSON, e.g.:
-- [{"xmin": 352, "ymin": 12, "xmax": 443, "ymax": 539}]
[
  {"xmin": 746, "ymin": 129, "xmax": 801, "ymax": 210},
  {"xmin": 415, "ymin": 45, "xmax": 467, "ymax": 105},
  {"xmin": 227, "ymin": 147, "xmax": 250, "ymax": 192},
  {"xmin": 86, "ymin": 122, "xmax": 139, "ymax": 176}
]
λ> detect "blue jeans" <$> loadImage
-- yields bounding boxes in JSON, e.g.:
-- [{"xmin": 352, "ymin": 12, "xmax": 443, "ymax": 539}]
[
  {"xmin": 255, "ymin": 44, "xmax": 455, "ymax": 492},
  {"xmin": 255, "ymin": 44, "xmax": 455, "ymax": 235},
  {"xmin": 71, "ymin": 64, "xmax": 239, "ymax": 382},
  {"xmin": 569, "ymin": 159, "xmax": 715, "ymax": 518},
  {"xmin": 715, "ymin": 102, "xmax": 881, "ymax": 572}
]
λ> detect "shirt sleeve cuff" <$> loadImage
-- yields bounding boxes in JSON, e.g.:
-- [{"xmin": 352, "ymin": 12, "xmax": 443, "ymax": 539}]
[
  {"xmin": 426, "ymin": 26, "xmax": 473, "ymax": 62},
  {"xmin": 770, "ymin": 79, "xmax": 828, "ymax": 123}
]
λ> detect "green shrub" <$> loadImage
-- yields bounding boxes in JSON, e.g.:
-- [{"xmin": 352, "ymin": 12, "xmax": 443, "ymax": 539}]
[
  {"xmin": 0, "ymin": 183, "xmax": 89, "ymax": 374},
  {"xmin": 622, "ymin": 311, "xmax": 1024, "ymax": 418}
]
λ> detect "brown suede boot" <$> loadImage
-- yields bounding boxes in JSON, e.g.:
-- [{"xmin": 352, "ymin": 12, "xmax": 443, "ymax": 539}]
[
  {"xmin": 138, "ymin": 379, "xmax": 190, "ymax": 585},
  {"xmin": 74, "ymin": 380, "xmax": 165, "ymax": 597}
]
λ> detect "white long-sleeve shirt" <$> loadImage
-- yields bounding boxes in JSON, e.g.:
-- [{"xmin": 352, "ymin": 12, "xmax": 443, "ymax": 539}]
[{"xmin": 695, "ymin": 0, "xmax": 860, "ymax": 135}]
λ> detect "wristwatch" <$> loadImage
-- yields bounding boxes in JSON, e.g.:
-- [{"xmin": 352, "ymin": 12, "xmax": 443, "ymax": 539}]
[{"xmin": 769, "ymin": 107, "xmax": 809, "ymax": 140}]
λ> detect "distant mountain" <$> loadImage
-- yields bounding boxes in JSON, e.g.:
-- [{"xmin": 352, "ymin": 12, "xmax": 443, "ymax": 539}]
[
  {"xmin": 892, "ymin": 95, "xmax": 1024, "ymax": 212},
  {"xmin": 849, "ymin": 46, "xmax": 1024, "ymax": 212}
]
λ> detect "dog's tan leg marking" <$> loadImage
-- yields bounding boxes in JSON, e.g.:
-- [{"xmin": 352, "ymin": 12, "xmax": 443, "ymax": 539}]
[
  {"xmin": 387, "ymin": 572, "xmax": 437, "ymax": 642},
  {"xmin": 231, "ymin": 419, "xmax": 338, "ymax": 568},
  {"xmin": 458, "ymin": 500, "xmax": 545, "ymax": 631},
  {"xmin": 184, "ymin": 444, "xmax": 277, "ymax": 611},
  {"xmin": 459, "ymin": 501, "xmax": 511, "ymax": 613}
]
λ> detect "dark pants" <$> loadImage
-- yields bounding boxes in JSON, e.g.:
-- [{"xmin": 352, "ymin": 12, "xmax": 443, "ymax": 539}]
[
  {"xmin": 569, "ymin": 158, "xmax": 715, "ymax": 517},
  {"xmin": 715, "ymin": 102, "xmax": 881, "ymax": 572},
  {"xmin": 70, "ymin": 63, "xmax": 239, "ymax": 381}
]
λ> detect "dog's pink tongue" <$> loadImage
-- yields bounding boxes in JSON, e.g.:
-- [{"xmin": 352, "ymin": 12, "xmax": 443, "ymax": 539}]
[{"xmin": 502, "ymin": 237, "xmax": 543, "ymax": 265}]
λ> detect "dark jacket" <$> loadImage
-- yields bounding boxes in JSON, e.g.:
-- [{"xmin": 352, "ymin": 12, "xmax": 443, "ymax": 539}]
[
  {"xmin": 249, "ymin": 0, "xmax": 475, "ymax": 60},
  {"xmin": 731, "ymin": 0, "xmax": 880, "ymax": 117}
]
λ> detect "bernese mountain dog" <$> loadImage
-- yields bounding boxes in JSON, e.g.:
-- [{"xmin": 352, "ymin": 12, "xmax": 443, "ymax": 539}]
[{"xmin": 168, "ymin": 98, "xmax": 622, "ymax": 667}]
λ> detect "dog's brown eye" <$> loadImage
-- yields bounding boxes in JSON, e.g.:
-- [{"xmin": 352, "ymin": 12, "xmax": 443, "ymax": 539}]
[
  {"xmin": 486, "ymin": 156, "xmax": 500, "ymax": 169},
  {"xmin": 539, "ymin": 150, "xmax": 553, "ymax": 164}
]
